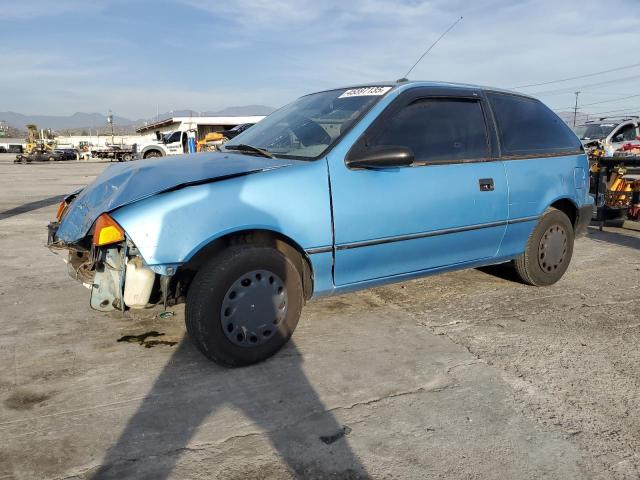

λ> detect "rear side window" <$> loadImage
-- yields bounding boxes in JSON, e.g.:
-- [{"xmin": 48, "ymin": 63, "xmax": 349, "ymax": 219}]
[
  {"xmin": 368, "ymin": 98, "xmax": 489, "ymax": 164},
  {"xmin": 487, "ymin": 92, "xmax": 582, "ymax": 157}
]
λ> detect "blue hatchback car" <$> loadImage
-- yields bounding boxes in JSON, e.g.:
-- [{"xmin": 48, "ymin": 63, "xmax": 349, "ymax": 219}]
[{"xmin": 49, "ymin": 81, "xmax": 593, "ymax": 366}]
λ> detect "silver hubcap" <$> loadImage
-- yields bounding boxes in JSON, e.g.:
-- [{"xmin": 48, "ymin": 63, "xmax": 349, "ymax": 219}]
[
  {"xmin": 220, "ymin": 270, "xmax": 287, "ymax": 347},
  {"xmin": 538, "ymin": 224, "xmax": 567, "ymax": 273}
]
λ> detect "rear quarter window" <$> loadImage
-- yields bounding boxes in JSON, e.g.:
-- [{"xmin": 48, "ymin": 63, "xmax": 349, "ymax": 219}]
[{"xmin": 487, "ymin": 92, "xmax": 582, "ymax": 157}]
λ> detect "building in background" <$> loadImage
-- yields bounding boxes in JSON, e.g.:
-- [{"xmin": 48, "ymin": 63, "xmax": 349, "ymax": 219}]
[{"xmin": 135, "ymin": 115, "xmax": 265, "ymax": 141}]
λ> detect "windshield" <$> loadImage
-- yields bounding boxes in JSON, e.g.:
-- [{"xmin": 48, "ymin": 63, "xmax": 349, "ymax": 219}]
[
  {"xmin": 223, "ymin": 86, "xmax": 392, "ymax": 159},
  {"xmin": 574, "ymin": 123, "xmax": 616, "ymax": 140}
]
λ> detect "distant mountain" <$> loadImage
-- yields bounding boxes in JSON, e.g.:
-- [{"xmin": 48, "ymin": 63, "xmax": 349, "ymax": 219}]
[
  {"xmin": 0, "ymin": 111, "xmax": 134, "ymax": 130},
  {"xmin": 208, "ymin": 105, "xmax": 276, "ymax": 116},
  {"xmin": 0, "ymin": 105, "xmax": 277, "ymax": 132},
  {"xmin": 556, "ymin": 111, "xmax": 590, "ymax": 127},
  {"xmin": 152, "ymin": 105, "xmax": 276, "ymax": 121}
]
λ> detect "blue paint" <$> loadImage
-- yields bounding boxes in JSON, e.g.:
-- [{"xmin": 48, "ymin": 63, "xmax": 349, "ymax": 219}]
[
  {"xmin": 55, "ymin": 152, "xmax": 298, "ymax": 242},
  {"xmin": 54, "ymin": 81, "xmax": 594, "ymax": 299},
  {"xmin": 111, "ymin": 159, "xmax": 333, "ymax": 267}
]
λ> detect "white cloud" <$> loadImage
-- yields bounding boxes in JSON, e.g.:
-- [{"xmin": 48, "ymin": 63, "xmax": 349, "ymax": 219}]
[
  {"xmin": 0, "ymin": 0, "xmax": 109, "ymax": 20},
  {"xmin": 1, "ymin": 0, "xmax": 639, "ymax": 117}
]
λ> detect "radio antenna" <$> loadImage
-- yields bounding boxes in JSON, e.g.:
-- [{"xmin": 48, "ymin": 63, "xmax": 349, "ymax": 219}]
[{"xmin": 398, "ymin": 16, "xmax": 463, "ymax": 82}]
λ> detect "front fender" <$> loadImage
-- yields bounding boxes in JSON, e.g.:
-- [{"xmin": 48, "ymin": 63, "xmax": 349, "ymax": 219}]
[{"xmin": 110, "ymin": 159, "xmax": 333, "ymax": 269}]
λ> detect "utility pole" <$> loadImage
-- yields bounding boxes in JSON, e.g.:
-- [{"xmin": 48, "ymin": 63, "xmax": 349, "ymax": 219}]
[
  {"xmin": 573, "ymin": 91, "xmax": 580, "ymax": 128},
  {"xmin": 107, "ymin": 110, "xmax": 114, "ymax": 145}
]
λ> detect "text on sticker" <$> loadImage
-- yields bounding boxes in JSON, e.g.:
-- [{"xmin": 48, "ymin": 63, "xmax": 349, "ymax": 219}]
[{"xmin": 338, "ymin": 86, "xmax": 392, "ymax": 98}]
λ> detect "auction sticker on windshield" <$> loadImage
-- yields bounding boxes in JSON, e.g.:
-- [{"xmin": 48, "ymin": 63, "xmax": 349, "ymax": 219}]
[{"xmin": 338, "ymin": 86, "xmax": 392, "ymax": 98}]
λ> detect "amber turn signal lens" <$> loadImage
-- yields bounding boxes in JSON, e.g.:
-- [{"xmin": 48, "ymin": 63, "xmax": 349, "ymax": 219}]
[
  {"xmin": 93, "ymin": 214, "xmax": 125, "ymax": 246},
  {"xmin": 55, "ymin": 200, "xmax": 68, "ymax": 222}
]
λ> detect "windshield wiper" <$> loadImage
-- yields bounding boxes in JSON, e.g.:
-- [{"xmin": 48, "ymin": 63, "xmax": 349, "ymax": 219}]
[{"xmin": 225, "ymin": 144, "xmax": 274, "ymax": 158}]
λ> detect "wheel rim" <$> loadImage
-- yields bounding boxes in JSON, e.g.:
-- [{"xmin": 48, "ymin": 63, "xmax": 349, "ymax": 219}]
[
  {"xmin": 538, "ymin": 224, "xmax": 567, "ymax": 273},
  {"xmin": 220, "ymin": 270, "xmax": 287, "ymax": 347}
]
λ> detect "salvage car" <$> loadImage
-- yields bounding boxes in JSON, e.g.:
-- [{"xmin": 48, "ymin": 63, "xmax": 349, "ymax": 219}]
[
  {"xmin": 54, "ymin": 148, "xmax": 79, "ymax": 161},
  {"xmin": 15, "ymin": 149, "xmax": 66, "ymax": 163},
  {"xmin": 48, "ymin": 81, "xmax": 593, "ymax": 367}
]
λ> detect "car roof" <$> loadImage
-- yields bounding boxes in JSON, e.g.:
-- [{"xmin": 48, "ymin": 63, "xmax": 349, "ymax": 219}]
[
  {"xmin": 316, "ymin": 80, "xmax": 534, "ymax": 99},
  {"xmin": 584, "ymin": 117, "xmax": 638, "ymax": 125}
]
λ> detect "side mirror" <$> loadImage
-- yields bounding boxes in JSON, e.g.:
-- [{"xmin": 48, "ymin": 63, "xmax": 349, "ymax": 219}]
[
  {"xmin": 346, "ymin": 145, "xmax": 414, "ymax": 169},
  {"xmin": 613, "ymin": 134, "xmax": 624, "ymax": 143}
]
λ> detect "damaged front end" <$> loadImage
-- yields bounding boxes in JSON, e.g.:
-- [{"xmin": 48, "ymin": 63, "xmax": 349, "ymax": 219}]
[{"xmin": 48, "ymin": 207, "xmax": 172, "ymax": 313}]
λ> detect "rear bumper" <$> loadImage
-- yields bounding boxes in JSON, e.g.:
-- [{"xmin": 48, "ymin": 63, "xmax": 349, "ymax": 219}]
[{"xmin": 575, "ymin": 204, "xmax": 594, "ymax": 238}]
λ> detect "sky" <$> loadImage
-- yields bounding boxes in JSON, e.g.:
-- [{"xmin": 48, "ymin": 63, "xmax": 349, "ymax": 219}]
[{"xmin": 0, "ymin": 0, "xmax": 639, "ymax": 119}]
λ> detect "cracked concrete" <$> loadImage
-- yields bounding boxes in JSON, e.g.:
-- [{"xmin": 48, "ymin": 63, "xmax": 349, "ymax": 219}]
[{"xmin": 0, "ymin": 155, "xmax": 638, "ymax": 479}]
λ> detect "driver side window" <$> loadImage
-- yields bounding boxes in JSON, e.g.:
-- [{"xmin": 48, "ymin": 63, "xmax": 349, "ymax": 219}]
[{"xmin": 367, "ymin": 98, "xmax": 490, "ymax": 164}]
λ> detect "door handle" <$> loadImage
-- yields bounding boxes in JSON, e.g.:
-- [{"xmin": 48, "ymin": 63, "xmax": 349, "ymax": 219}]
[{"xmin": 479, "ymin": 178, "xmax": 494, "ymax": 192}]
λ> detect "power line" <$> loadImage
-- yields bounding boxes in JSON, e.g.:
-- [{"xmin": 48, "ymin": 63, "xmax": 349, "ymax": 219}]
[
  {"xmin": 530, "ymin": 74, "xmax": 640, "ymax": 96},
  {"xmin": 554, "ymin": 93, "xmax": 640, "ymax": 110},
  {"xmin": 589, "ymin": 107, "xmax": 640, "ymax": 115},
  {"xmin": 580, "ymin": 93, "xmax": 640, "ymax": 107},
  {"xmin": 510, "ymin": 62, "xmax": 640, "ymax": 89}
]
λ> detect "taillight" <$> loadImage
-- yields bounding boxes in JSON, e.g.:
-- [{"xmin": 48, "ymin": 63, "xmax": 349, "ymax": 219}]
[{"xmin": 93, "ymin": 214, "xmax": 125, "ymax": 246}]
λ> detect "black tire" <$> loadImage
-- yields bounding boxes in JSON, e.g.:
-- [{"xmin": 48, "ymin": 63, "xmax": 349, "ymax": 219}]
[
  {"xmin": 122, "ymin": 153, "xmax": 132, "ymax": 162},
  {"xmin": 186, "ymin": 245, "xmax": 303, "ymax": 367},
  {"xmin": 48, "ymin": 156, "xmax": 55, "ymax": 162},
  {"xmin": 143, "ymin": 150, "xmax": 162, "ymax": 159},
  {"xmin": 513, "ymin": 207, "xmax": 574, "ymax": 286}
]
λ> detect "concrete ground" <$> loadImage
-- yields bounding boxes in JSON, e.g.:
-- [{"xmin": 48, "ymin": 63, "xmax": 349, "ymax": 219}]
[{"xmin": 0, "ymin": 153, "xmax": 638, "ymax": 479}]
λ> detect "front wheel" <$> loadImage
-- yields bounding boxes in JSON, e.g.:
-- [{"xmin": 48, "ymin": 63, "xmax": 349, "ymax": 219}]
[
  {"xmin": 143, "ymin": 151, "xmax": 162, "ymax": 159},
  {"xmin": 513, "ymin": 207, "xmax": 574, "ymax": 286},
  {"xmin": 186, "ymin": 245, "xmax": 303, "ymax": 367}
]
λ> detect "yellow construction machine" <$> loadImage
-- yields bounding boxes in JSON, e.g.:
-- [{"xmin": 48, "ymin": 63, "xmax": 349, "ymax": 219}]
[{"xmin": 24, "ymin": 124, "xmax": 55, "ymax": 154}]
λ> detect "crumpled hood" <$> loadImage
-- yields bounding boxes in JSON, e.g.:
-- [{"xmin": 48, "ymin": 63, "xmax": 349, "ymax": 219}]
[{"xmin": 56, "ymin": 151, "xmax": 297, "ymax": 242}]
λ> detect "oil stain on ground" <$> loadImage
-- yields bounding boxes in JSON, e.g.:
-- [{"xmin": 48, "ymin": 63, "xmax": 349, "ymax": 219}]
[
  {"xmin": 4, "ymin": 389, "xmax": 54, "ymax": 410},
  {"xmin": 117, "ymin": 331, "xmax": 177, "ymax": 348}
]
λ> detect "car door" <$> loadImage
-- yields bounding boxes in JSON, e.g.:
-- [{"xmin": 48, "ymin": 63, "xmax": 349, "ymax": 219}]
[{"xmin": 328, "ymin": 87, "xmax": 508, "ymax": 286}]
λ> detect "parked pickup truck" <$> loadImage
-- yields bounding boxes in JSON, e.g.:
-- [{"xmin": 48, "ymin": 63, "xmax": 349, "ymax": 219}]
[
  {"xmin": 91, "ymin": 144, "xmax": 136, "ymax": 162},
  {"xmin": 48, "ymin": 81, "xmax": 593, "ymax": 367}
]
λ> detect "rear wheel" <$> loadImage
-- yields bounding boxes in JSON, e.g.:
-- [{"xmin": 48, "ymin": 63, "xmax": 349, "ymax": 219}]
[
  {"xmin": 48, "ymin": 156, "xmax": 55, "ymax": 161},
  {"xmin": 186, "ymin": 245, "xmax": 303, "ymax": 367},
  {"xmin": 513, "ymin": 207, "xmax": 574, "ymax": 286}
]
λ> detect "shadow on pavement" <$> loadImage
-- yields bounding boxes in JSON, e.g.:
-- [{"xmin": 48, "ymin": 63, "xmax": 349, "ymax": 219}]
[
  {"xmin": 586, "ymin": 226, "xmax": 640, "ymax": 251},
  {"xmin": 0, "ymin": 194, "xmax": 66, "ymax": 220},
  {"xmin": 476, "ymin": 261, "xmax": 522, "ymax": 283},
  {"xmin": 91, "ymin": 339, "xmax": 368, "ymax": 479}
]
